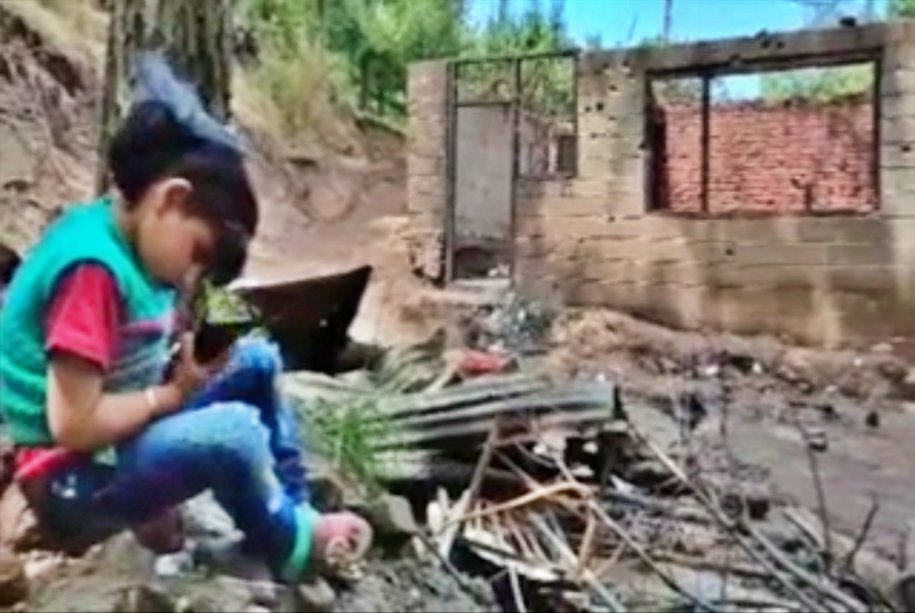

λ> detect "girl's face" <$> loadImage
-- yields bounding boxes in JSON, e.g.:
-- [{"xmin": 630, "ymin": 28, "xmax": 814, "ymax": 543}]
[{"xmin": 133, "ymin": 178, "xmax": 218, "ymax": 290}]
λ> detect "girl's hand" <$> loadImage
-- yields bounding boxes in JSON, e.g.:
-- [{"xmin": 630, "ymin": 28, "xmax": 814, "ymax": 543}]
[{"xmin": 165, "ymin": 332, "xmax": 230, "ymax": 402}]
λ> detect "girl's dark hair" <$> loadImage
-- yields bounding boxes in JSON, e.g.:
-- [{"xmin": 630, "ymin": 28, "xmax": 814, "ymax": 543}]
[{"xmin": 107, "ymin": 100, "xmax": 258, "ymax": 286}]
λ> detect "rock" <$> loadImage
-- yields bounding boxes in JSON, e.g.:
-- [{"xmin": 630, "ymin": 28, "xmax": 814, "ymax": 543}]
[
  {"xmin": 0, "ymin": 549, "xmax": 28, "ymax": 606},
  {"xmin": 718, "ymin": 481, "xmax": 772, "ymax": 521},
  {"xmin": 116, "ymin": 584, "xmax": 175, "ymax": 613},
  {"xmin": 891, "ymin": 573, "xmax": 915, "ymax": 612},
  {"xmin": 23, "ymin": 552, "xmax": 64, "ymax": 581},
  {"xmin": 191, "ymin": 538, "xmax": 277, "ymax": 607},
  {"xmin": 296, "ymin": 577, "xmax": 336, "ymax": 612},
  {"xmin": 364, "ymin": 495, "xmax": 418, "ymax": 536},
  {"xmin": 179, "ymin": 576, "xmax": 258, "ymax": 612},
  {"xmin": 331, "ymin": 558, "xmax": 496, "ymax": 613},
  {"xmin": 623, "ymin": 459, "xmax": 672, "ymax": 490}
]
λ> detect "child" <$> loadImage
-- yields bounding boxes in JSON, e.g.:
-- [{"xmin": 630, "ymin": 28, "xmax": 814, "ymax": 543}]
[{"xmin": 0, "ymin": 55, "xmax": 371, "ymax": 581}]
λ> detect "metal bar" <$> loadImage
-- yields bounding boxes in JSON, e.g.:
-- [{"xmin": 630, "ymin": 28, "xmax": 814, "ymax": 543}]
[
  {"xmin": 870, "ymin": 56, "xmax": 882, "ymax": 211},
  {"xmin": 449, "ymin": 48, "xmax": 579, "ymax": 68},
  {"xmin": 443, "ymin": 61, "xmax": 458, "ymax": 285},
  {"xmin": 646, "ymin": 50, "xmax": 881, "ymax": 80},
  {"xmin": 642, "ymin": 75, "xmax": 655, "ymax": 212},
  {"xmin": 454, "ymin": 99, "xmax": 513, "ymax": 108},
  {"xmin": 509, "ymin": 57, "xmax": 522, "ymax": 284},
  {"xmin": 700, "ymin": 73, "xmax": 711, "ymax": 214},
  {"xmin": 571, "ymin": 56, "xmax": 580, "ymax": 177}
]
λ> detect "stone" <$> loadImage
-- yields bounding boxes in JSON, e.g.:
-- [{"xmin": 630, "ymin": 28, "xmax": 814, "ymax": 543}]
[
  {"xmin": 0, "ymin": 549, "xmax": 27, "ymax": 606},
  {"xmin": 115, "ymin": 583, "xmax": 175, "ymax": 613},
  {"xmin": 296, "ymin": 577, "xmax": 336, "ymax": 612},
  {"xmin": 368, "ymin": 495, "xmax": 418, "ymax": 537}
]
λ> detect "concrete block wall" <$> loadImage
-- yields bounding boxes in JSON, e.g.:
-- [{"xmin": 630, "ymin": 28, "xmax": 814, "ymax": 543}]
[{"xmin": 407, "ymin": 22, "xmax": 915, "ymax": 348}]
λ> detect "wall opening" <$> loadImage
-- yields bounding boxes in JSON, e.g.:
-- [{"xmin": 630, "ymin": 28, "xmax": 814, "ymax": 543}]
[
  {"xmin": 646, "ymin": 60, "xmax": 879, "ymax": 215},
  {"xmin": 446, "ymin": 52, "xmax": 577, "ymax": 283}
]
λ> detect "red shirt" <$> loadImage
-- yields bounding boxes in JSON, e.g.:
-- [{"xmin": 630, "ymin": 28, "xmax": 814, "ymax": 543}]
[
  {"xmin": 15, "ymin": 263, "xmax": 122, "ymax": 479},
  {"xmin": 45, "ymin": 263, "xmax": 122, "ymax": 369}
]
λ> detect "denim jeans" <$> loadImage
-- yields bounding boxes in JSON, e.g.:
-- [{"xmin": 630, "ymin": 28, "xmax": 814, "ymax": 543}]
[{"xmin": 30, "ymin": 335, "xmax": 311, "ymax": 567}]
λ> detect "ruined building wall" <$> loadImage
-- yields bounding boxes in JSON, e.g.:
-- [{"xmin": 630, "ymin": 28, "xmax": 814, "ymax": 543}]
[
  {"xmin": 407, "ymin": 23, "xmax": 915, "ymax": 349},
  {"xmin": 658, "ymin": 97, "xmax": 876, "ymax": 213}
]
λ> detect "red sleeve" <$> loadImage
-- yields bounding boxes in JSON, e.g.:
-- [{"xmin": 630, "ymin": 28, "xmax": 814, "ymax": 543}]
[{"xmin": 44, "ymin": 263, "xmax": 123, "ymax": 371}]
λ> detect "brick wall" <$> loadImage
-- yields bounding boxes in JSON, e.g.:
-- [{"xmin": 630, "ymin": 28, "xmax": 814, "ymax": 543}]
[
  {"xmin": 653, "ymin": 95, "xmax": 877, "ymax": 213},
  {"xmin": 407, "ymin": 23, "xmax": 915, "ymax": 349}
]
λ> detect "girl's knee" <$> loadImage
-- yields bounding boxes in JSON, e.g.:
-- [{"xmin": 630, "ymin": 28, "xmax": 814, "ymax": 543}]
[
  {"xmin": 199, "ymin": 403, "xmax": 272, "ymax": 461},
  {"xmin": 230, "ymin": 334, "xmax": 283, "ymax": 379},
  {"xmin": 131, "ymin": 403, "xmax": 271, "ymax": 469}
]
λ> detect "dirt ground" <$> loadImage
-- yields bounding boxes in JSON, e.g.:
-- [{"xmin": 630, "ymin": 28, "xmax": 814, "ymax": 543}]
[{"xmin": 3, "ymin": 2, "xmax": 915, "ymax": 610}]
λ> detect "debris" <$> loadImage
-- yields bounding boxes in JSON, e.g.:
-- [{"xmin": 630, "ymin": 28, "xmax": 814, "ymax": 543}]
[{"xmin": 286, "ymin": 325, "xmax": 896, "ymax": 612}]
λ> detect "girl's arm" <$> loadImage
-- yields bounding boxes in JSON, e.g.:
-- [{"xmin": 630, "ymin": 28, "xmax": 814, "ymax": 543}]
[
  {"xmin": 41, "ymin": 264, "xmax": 183, "ymax": 452},
  {"xmin": 47, "ymin": 354, "xmax": 183, "ymax": 452}
]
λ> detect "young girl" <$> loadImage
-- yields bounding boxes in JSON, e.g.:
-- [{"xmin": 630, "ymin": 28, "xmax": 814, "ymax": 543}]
[{"xmin": 0, "ymin": 55, "xmax": 371, "ymax": 581}]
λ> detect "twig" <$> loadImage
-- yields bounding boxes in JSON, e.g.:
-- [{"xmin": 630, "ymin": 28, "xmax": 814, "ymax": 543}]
[
  {"xmin": 627, "ymin": 422, "xmax": 865, "ymax": 612},
  {"xmin": 843, "ymin": 495, "xmax": 879, "ymax": 574},
  {"xmin": 604, "ymin": 488, "xmax": 712, "ymax": 524},
  {"xmin": 438, "ymin": 481, "xmax": 591, "ymax": 529},
  {"xmin": 517, "ymin": 453, "xmax": 719, "ymax": 613},
  {"xmin": 650, "ymin": 550, "xmax": 774, "ymax": 580},
  {"xmin": 414, "ymin": 529, "xmax": 481, "ymax": 594},
  {"xmin": 800, "ymin": 424, "xmax": 834, "ymax": 573},
  {"xmin": 587, "ymin": 502, "xmax": 718, "ymax": 613},
  {"xmin": 577, "ymin": 512, "xmax": 598, "ymax": 579},
  {"xmin": 437, "ymin": 419, "xmax": 501, "ymax": 560},
  {"xmin": 593, "ymin": 539, "xmax": 629, "ymax": 579},
  {"xmin": 528, "ymin": 513, "xmax": 628, "ymax": 613},
  {"xmin": 508, "ymin": 566, "xmax": 528, "ymax": 613}
]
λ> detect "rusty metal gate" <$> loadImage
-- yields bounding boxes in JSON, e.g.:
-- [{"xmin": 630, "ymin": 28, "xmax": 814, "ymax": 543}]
[{"xmin": 443, "ymin": 51, "xmax": 578, "ymax": 285}]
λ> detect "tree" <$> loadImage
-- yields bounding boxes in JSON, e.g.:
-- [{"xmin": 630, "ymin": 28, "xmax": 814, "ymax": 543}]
[
  {"xmin": 96, "ymin": 0, "xmax": 232, "ymax": 194},
  {"xmin": 758, "ymin": 0, "xmax": 880, "ymax": 103},
  {"xmin": 888, "ymin": 0, "xmax": 915, "ymax": 17}
]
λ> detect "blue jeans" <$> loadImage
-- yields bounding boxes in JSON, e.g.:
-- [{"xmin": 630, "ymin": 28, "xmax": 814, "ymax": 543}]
[{"xmin": 28, "ymin": 335, "xmax": 312, "ymax": 569}]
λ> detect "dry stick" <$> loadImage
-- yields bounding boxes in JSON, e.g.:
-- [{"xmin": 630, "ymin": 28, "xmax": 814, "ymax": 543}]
[
  {"xmin": 577, "ymin": 512, "xmax": 598, "ymax": 579},
  {"xmin": 439, "ymin": 481, "xmax": 592, "ymax": 529},
  {"xmin": 508, "ymin": 565, "xmax": 529, "ymax": 613},
  {"xmin": 716, "ymin": 362, "xmax": 734, "ymax": 607},
  {"xmin": 842, "ymin": 495, "xmax": 880, "ymax": 575},
  {"xmin": 527, "ymin": 512, "xmax": 628, "ymax": 613},
  {"xmin": 501, "ymin": 453, "xmax": 716, "ymax": 613},
  {"xmin": 800, "ymin": 424, "xmax": 835, "ymax": 574},
  {"xmin": 414, "ymin": 529, "xmax": 482, "ymax": 594},
  {"xmin": 651, "ymin": 550, "xmax": 776, "ymax": 581},
  {"xmin": 588, "ymin": 501, "xmax": 718, "ymax": 613},
  {"xmin": 627, "ymin": 423, "xmax": 862, "ymax": 612},
  {"xmin": 783, "ymin": 506, "xmax": 895, "ymax": 612},
  {"xmin": 436, "ymin": 419, "xmax": 502, "ymax": 560},
  {"xmin": 593, "ymin": 539, "xmax": 630, "ymax": 580}
]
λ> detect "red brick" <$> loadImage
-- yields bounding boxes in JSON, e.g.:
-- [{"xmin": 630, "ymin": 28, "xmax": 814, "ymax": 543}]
[{"xmin": 652, "ymin": 96, "xmax": 876, "ymax": 214}]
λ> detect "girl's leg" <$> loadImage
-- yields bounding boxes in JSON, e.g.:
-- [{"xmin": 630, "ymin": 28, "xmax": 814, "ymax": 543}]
[
  {"xmin": 184, "ymin": 335, "xmax": 309, "ymax": 503},
  {"xmin": 105, "ymin": 401, "xmax": 317, "ymax": 576}
]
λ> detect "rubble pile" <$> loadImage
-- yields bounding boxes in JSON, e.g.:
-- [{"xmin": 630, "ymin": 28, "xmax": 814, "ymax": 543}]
[
  {"xmin": 286, "ymin": 297, "xmax": 903, "ymax": 613},
  {"xmin": 0, "ymin": 286, "xmax": 906, "ymax": 612}
]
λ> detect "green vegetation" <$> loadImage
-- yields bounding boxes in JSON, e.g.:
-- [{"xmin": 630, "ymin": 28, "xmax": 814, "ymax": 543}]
[
  {"xmin": 237, "ymin": 0, "xmax": 579, "ymax": 134},
  {"xmin": 757, "ymin": 0, "xmax": 915, "ymax": 103}
]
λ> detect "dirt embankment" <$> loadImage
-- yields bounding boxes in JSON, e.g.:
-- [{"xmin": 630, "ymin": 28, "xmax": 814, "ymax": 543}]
[{"xmin": 0, "ymin": 1, "xmax": 409, "ymax": 271}]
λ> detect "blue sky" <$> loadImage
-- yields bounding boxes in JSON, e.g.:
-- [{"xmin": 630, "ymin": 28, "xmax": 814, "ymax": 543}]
[
  {"xmin": 467, "ymin": 0, "xmax": 886, "ymax": 97},
  {"xmin": 468, "ymin": 0, "xmax": 886, "ymax": 46}
]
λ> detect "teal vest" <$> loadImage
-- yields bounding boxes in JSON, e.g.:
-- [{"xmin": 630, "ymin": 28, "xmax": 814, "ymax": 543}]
[{"xmin": 0, "ymin": 198, "xmax": 176, "ymax": 446}]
